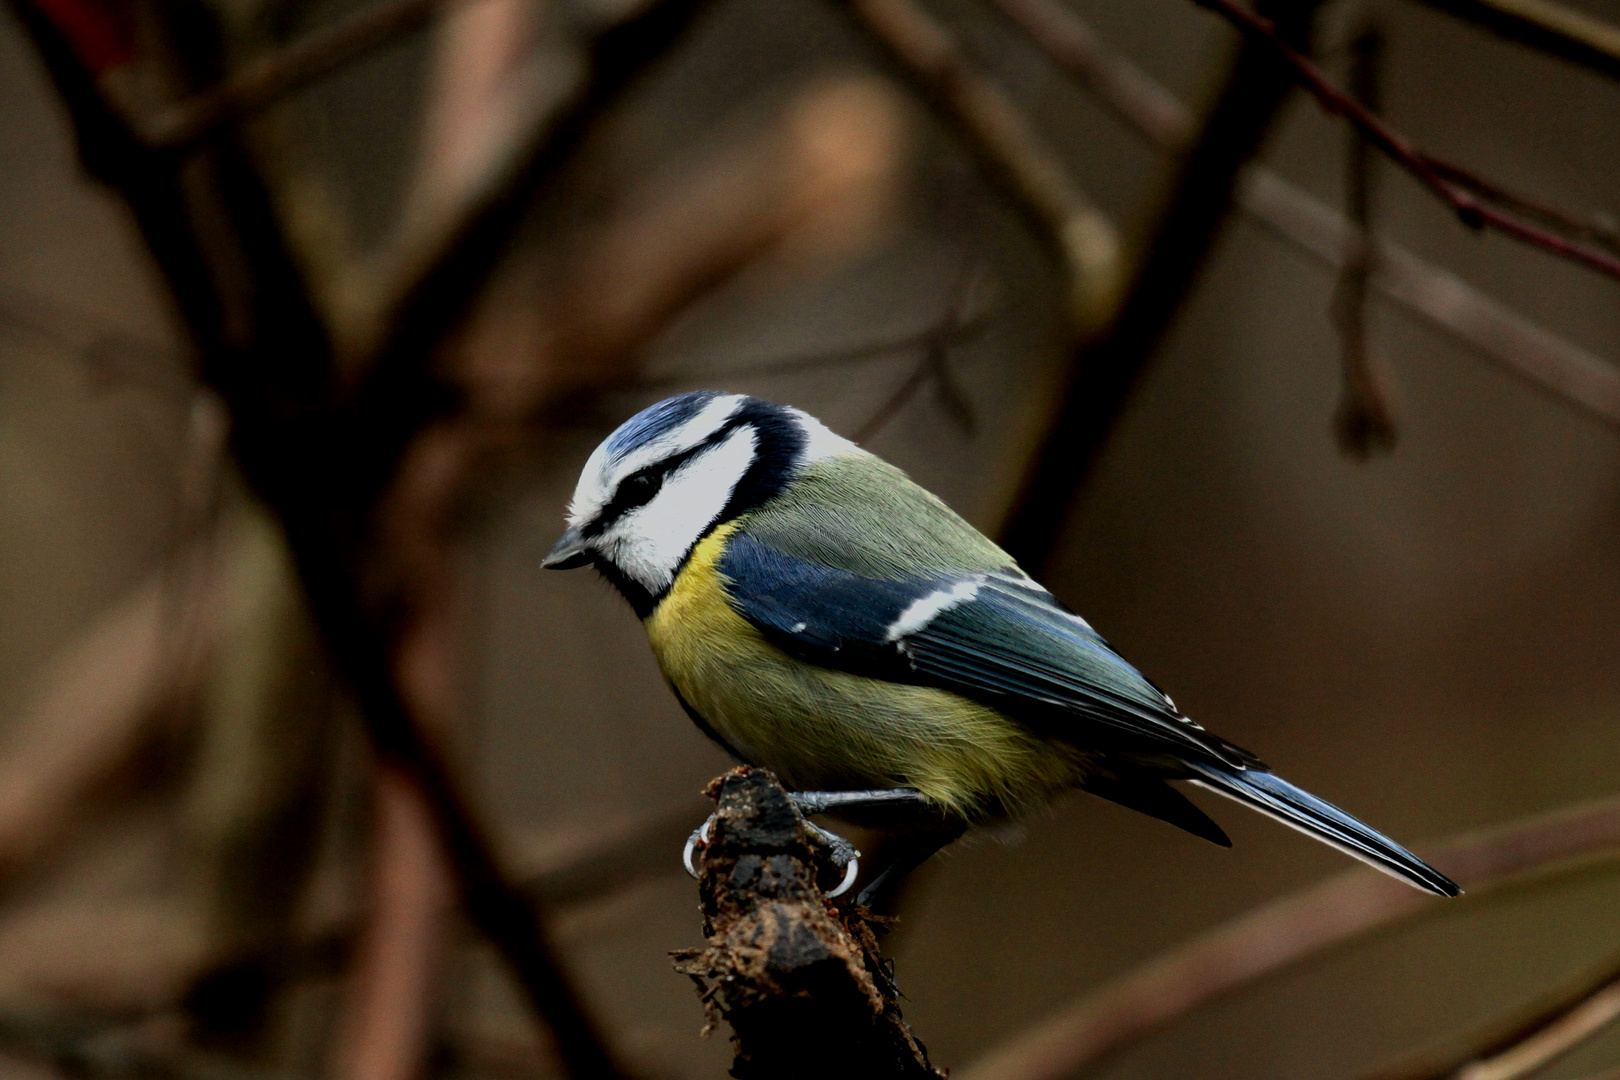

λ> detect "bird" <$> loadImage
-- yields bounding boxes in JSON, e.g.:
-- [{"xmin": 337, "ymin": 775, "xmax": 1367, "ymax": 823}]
[{"xmin": 543, "ymin": 390, "xmax": 1459, "ymax": 902}]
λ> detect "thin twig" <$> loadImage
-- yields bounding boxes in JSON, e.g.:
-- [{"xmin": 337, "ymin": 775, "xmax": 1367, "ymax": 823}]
[
  {"xmin": 139, "ymin": 0, "xmax": 454, "ymax": 150},
  {"xmin": 1412, "ymin": 0, "xmax": 1620, "ymax": 85},
  {"xmin": 645, "ymin": 303, "xmax": 992, "ymax": 387},
  {"xmin": 0, "ymin": 543, "xmax": 216, "ymax": 876},
  {"xmin": 520, "ymin": 803, "xmax": 706, "ymax": 907},
  {"xmin": 843, "ymin": 0, "xmax": 1122, "ymax": 334},
  {"xmin": 1425, "ymin": 160, "xmax": 1620, "ymax": 257},
  {"xmin": 983, "ymin": 0, "xmax": 1190, "ymax": 145},
  {"xmin": 1192, "ymin": 0, "xmax": 1620, "ymax": 280},
  {"xmin": 330, "ymin": 765, "xmax": 456, "ymax": 1080},
  {"xmin": 998, "ymin": 0, "xmax": 1327, "ymax": 567},
  {"xmin": 959, "ymin": 794, "xmax": 1620, "ymax": 1080},
  {"xmin": 1352, "ymin": 952, "xmax": 1620, "ymax": 1080},
  {"xmin": 854, "ymin": 263, "xmax": 983, "ymax": 442},
  {"xmin": 1452, "ymin": 976, "xmax": 1620, "ymax": 1080},
  {"xmin": 1241, "ymin": 170, "xmax": 1620, "ymax": 425},
  {"xmin": 648, "ymin": 317, "xmax": 988, "ymax": 385},
  {"xmin": 1331, "ymin": 24, "xmax": 1398, "ymax": 458},
  {"xmin": 982, "ymin": 0, "xmax": 1620, "ymax": 431}
]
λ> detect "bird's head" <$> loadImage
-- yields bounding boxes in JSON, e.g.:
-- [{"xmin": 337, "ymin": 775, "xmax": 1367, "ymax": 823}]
[{"xmin": 544, "ymin": 391, "xmax": 855, "ymax": 614}]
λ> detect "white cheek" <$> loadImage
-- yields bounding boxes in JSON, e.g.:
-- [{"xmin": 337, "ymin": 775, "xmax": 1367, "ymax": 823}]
[{"xmin": 606, "ymin": 427, "xmax": 757, "ymax": 592}]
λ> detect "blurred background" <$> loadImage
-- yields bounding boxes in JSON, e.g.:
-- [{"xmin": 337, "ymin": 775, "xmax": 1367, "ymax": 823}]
[{"xmin": 3, "ymin": 0, "xmax": 1620, "ymax": 1075}]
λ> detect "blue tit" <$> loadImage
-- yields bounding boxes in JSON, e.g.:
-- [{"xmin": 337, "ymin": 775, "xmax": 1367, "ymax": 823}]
[{"xmin": 543, "ymin": 391, "xmax": 1459, "ymax": 900}]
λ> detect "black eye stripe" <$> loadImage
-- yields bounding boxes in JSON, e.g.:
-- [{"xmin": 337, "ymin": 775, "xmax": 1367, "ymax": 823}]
[
  {"xmin": 584, "ymin": 416, "xmax": 764, "ymax": 538},
  {"xmin": 619, "ymin": 469, "xmax": 662, "ymax": 507},
  {"xmin": 592, "ymin": 468, "xmax": 666, "ymax": 526},
  {"xmin": 587, "ymin": 451, "xmax": 695, "ymax": 533}
]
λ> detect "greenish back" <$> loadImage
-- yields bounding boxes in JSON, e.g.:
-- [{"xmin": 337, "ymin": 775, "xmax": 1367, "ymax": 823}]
[{"xmin": 740, "ymin": 451, "xmax": 1010, "ymax": 578}]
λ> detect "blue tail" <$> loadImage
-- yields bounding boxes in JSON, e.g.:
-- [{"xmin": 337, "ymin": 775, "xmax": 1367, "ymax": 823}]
[{"xmin": 1186, "ymin": 764, "xmax": 1460, "ymax": 897}]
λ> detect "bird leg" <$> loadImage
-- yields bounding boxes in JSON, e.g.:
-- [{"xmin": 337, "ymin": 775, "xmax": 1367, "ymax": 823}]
[
  {"xmin": 788, "ymin": 789, "xmax": 932, "ymax": 898},
  {"xmin": 787, "ymin": 788, "xmax": 928, "ymax": 815}
]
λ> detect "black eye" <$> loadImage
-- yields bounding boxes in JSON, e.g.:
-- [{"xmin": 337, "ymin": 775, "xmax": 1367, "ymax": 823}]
[{"xmin": 619, "ymin": 471, "xmax": 662, "ymax": 508}]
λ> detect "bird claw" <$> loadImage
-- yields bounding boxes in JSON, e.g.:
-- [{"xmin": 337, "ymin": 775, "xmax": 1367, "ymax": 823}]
[
  {"xmin": 682, "ymin": 814, "xmax": 715, "ymax": 879},
  {"xmin": 804, "ymin": 821, "xmax": 861, "ymax": 897},
  {"xmin": 681, "ymin": 812, "xmax": 861, "ymax": 897},
  {"xmin": 829, "ymin": 855, "xmax": 860, "ymax": 898}
]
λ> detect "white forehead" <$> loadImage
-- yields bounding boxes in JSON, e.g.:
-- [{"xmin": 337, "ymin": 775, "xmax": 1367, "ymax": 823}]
[{"xmin": 568, "ymin": 394, "xmax": 745, "ymax": 526}]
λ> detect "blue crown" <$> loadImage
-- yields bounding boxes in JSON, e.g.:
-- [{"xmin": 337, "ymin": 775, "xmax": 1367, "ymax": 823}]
[{"xmin": 603, "ymin": 390, "xmax": 729, "ymax": 460}]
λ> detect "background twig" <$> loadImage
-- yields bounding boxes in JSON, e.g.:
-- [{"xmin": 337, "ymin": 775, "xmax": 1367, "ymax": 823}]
[
  {"xmin": 141, "ymin": 0, "xmax": 455, "ymax": 150},
  {"xmin": 1412, "ymin": 0, "xmax": 1620, "ymax": 85},
  {"xmin": 960, "ymin": 793, "xmax": 1620, "ymax": 1080},
  {"xmin": 1351, "ymin": 951, "xmax": 1620, "ymax": 1080},
  {"xmin": 1330, "ymin": 23, "xmax": 1398, "ymax": 458},
  {"xmin": 1191, "ymin": 0, "xmax": 1620, "ymax": 280},
  {"xmin": 999, "ymin": 0, "xmax": 1327, "ymax": 569},
  {"xmin": 846, "ymin": 0, "xmax": 1121, "ymax": 333},
  {"xmin": 983, "ymin": 0, "xmax": 1620, "ymax": 440}
]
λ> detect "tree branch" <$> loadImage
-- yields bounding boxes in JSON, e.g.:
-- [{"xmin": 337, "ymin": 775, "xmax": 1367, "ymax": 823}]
[
  {"xmin": 330, "ymin": 764, "xmax": 457, "ymax": 1080},
  {"xmin": 1330, "ymin": 24, "xmax": 1399, "ymax": 458},
  {"xmin": 980, "ymin": 0, "xmax": 1191, "ymax": 147},
  {"xmin": 1191, "ymin": 0, "xmax": 1620, "ymax": 280},
  {"xmin": 999, "ymin": 0, "xmax": 1327, "ymax": 569},
  {"xmin": 7, "ymin": 1, "xmax": 644, "ymax": 1072},
  {"xmin": 1454, "ymin": 973, "xmax": 1620, "ymax": 1080},
  {"xmin": 981, "ymin": 0, "xmax": 1620, "ymax": 479},
  {"xmin": 959, "ymin": 794, "xmax": 1620, "ymax": 1080},
  {"xmin": 1242, "ymin": 169, "xmax": 1620, "ymax": 425},
  {"xmin": 1412, "ymin": 0, "xmax": 1620, "ymax": 86},
  {"xmin": 139, "ymin": 0, "xmax": 451, "ymax": 151},
  {"xmin": 842, "ymin": 0, "xmax": 1122, "ymax": 334},
  {"xmin": 673, "ymin": 768, "xmax": 944, "ymax": 1080},
  {"xmin": 1351, "ymin": 952, "xmax": 1620, "ymax": 1080}
]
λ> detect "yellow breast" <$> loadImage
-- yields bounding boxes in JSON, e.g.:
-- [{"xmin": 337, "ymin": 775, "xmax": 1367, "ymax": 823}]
[{"xmin": 643, "ymin": 524, "xmax": 1086, "ymax": 818}]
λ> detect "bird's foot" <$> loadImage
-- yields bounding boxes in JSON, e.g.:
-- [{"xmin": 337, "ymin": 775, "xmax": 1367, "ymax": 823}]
[
  {"xmin": 682, "ymin": 813, "xmax": 861, "ymax": 897},
  {"xmin": 680, "ymin": 816, "xmax": 861, "ymax": 900},
  {"xmin": 804, "ymin": 821, "xmax": 861, "ymax": 897},
  {"xmin": 787, "ymin": 788, "xmax": 928, "ymax": 899},
  {"xmin": 677, "ymin": 790, "xmax": 926, "ymax": 900}
]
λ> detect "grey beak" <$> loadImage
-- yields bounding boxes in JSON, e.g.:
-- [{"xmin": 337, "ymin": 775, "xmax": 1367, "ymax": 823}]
[{"xmin": 542, "ymin": 527, "xmax": 593, "ymax": 570}]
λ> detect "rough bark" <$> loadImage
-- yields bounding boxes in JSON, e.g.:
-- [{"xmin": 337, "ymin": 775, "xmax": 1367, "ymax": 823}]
[{"xmin": 672, "ymin": 768, "xmax": 943, "ymax": 1080}]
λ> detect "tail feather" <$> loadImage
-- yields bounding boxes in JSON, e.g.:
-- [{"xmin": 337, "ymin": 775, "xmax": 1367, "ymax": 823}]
[
  {"xmin": 1081, "ymin": 773, "xmax": 1233, "ymax": 848},
  {"xmin": 1185, "ymin": 763, "xmax": 1460, "ymax": 897}
]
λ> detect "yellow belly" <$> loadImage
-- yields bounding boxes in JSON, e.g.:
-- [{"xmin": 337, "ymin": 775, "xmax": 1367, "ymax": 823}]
[{"xmin": 644, "ymin": 524, "xmax": 1087, "ymax": 819}]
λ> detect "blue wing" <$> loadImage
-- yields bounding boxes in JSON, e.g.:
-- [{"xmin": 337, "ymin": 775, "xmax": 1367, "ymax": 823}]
[
  {"xmin": 717, "ymin": 532, "xmax": 1255, "ymax": 769},
  {"xmin": 716, "ymin": 531, "xmax": 1464, "ymax": 895}
]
